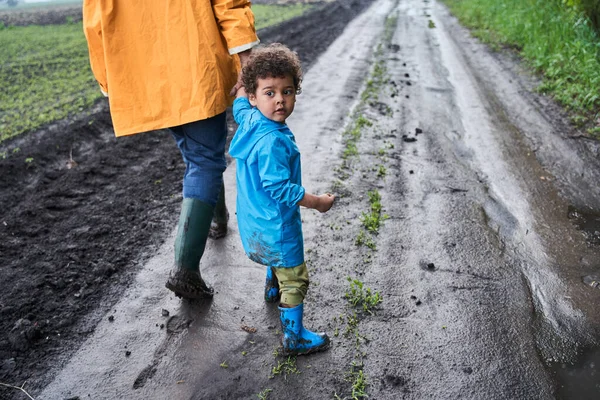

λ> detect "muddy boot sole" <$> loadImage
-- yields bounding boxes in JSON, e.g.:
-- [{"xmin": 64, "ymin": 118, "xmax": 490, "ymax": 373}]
[
  {"xmin": 281, "ymin": 336, "xmax": 330, "ymax": 356},
  {"xmin": 165, "ymin": 269, "xmax": 214, "ymax": 300},
  {"xmin": 208, "ymin": 221, "xmax": 228, "ymax": 240}
]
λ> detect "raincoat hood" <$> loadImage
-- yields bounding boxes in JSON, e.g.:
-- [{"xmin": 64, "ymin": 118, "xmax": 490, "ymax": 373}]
[{"xmin": 229, "ymin": 98, "xmax": 288, "ymax": 161}]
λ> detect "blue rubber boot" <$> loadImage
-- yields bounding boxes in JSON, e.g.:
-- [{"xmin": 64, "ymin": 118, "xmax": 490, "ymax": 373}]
[
  {"xmin": 265, "ymin": 267, "xmax": 280, "ymax": 303},
  {"xmin": 279, "ymin": 304, "xmax": 329, "ymax": 355}
]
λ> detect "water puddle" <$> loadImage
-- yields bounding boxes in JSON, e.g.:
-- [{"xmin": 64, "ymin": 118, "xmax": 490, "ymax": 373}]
[
  {"xmin": 567, "ymin": 205, "xmax": 600, "ymax": 246},
  {"xmin": 549, "ymin": 347, "xmax": 600, "ymax": 399}
]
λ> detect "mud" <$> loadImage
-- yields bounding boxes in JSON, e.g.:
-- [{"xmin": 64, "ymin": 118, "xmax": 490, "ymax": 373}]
[{"xmin": 0, "ymin": 0, "xmax": 375, "ymax": 396}]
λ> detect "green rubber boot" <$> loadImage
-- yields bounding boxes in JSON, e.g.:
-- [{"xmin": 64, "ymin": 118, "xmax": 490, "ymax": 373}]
[
  {"xmin": 165, "ymin": 198, "xmax": 215, "ymax": 299},
  {"xmin": 208, "ymin": 183, "xmax": 228, "ymax": 240}
]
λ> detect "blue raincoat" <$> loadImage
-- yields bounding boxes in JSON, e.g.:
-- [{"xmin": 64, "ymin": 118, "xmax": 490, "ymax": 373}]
[{"xmin": 229, "ymin": 97, "xmax": 305, "ymax": 267}]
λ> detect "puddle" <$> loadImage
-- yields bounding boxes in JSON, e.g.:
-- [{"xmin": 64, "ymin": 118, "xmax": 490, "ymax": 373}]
[
  {"xmin": 567, "ymin": 205, "xmax": 600, "ymax": 246},
  {"xmin": 549, "ymin": 347, "xmax": 600, "ymax": 399}
]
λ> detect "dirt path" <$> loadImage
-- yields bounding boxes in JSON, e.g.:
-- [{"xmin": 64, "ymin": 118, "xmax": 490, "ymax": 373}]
[
  {"xmin": 0, "ymin": 0, "xmax": 375, "ymax": 397},
  {"xmin": 3, "ymin": 0, "xmax": 600, "ymax": 399}
]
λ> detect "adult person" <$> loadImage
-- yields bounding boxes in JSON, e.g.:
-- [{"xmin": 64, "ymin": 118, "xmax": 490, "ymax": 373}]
[{"xmin": 82, "ymin": 0, "xmax": 259, "ymax": 299}]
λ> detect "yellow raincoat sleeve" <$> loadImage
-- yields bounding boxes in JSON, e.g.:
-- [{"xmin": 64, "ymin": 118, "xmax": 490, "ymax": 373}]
[
  {"xmin": 82, "ymin": 0, "xmax": 108, "ymax": 95},
  {"xmin": 212, "ymin": 0, "xmax": 260, "ymax": 54}
]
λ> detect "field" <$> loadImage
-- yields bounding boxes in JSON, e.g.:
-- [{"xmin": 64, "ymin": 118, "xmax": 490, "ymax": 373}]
[
  {"xmin": 0, "ymin": 1, "xmax": 316, "ymax": 143},
  {"xmin": 0, "ymin": 21, "xmax": 99, "ymax": 142}
]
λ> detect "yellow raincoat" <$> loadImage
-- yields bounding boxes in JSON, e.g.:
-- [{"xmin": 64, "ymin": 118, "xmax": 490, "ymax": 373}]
[{"xmin": 83, "ymin": 0, "xmax": 258, "ymax": 137}]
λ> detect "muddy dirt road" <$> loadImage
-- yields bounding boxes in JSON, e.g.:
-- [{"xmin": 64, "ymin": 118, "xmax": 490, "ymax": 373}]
[
  {"xmin": 4, "ymin": 0, "xmax": 600, "ymax": 399},
  {"xmin": 0, "ymin": 0, "xmax": 375, "ymax": 397}
]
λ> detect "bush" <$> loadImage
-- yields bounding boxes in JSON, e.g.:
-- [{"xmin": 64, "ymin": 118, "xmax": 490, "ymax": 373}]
[{"xmin": 564, "ymin": 0, "xmax": 600, "ymax": 31}]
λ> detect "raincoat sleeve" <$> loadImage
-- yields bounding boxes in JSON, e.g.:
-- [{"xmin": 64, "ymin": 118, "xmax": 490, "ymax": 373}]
[
  {"xmin": 256, "ymin": 136, "xmax": 306, "ymax": 207},
  {"xmin": 82, "ymin": 0, "xmax": 108, "ymax": 95},
  {"xmin": 233, "ymin": 97, "xmax": 253, "ymax": 125},
  {"xmin": 212, "ymin": 0, "xmax": 259, "ymax": 54}
]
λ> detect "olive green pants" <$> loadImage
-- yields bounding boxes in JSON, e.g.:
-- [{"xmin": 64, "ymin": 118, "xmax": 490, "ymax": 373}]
[{"xmin": 273, "ymin": 263, "xmax": 309, "ymax": 306}]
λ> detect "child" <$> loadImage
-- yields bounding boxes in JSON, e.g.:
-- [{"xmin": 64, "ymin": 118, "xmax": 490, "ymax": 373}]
[{"xmin": 229, "ymin": 43, "xmax": 335, "ymax": 355}]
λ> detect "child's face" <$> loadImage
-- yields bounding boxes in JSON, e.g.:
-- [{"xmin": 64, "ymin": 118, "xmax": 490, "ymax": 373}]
[{"xmin": 249, "ymin": 74, "xmax": 296, "ymax": 123}]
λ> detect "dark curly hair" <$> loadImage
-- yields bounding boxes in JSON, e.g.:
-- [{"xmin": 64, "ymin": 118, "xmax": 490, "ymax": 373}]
[{"xmin": 242, "ymin": 43, "xmax": 302, "ymax": 95}]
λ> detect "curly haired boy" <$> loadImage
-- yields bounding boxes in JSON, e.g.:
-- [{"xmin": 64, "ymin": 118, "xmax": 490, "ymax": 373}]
[{"xmin": 229, "ymin": 43, "xmax": 335, "ymax": 355}]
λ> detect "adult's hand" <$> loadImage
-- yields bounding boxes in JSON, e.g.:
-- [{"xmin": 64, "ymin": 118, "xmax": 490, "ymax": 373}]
[{"xmin": 230, "ymin": 49, "xmax": 252, "ymax": 96}]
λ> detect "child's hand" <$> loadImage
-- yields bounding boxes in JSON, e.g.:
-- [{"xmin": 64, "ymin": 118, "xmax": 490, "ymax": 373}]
[
  {"xmin": 316, "ymin": 193, "xmax": 335, "ymax": 213},
  {"xmin": 298, "ymin": 192, "xmax": 335, "ymax": 212}
]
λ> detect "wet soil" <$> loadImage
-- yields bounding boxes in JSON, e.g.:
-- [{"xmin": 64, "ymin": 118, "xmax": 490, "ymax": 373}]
[{"xmin": 0, "ymin": 0, "xmax": 375, "ymax": 396}]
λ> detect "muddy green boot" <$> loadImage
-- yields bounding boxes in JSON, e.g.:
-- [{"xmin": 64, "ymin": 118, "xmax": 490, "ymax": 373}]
[
  {"xmin": 165, "ymin": 198, "xmax": 214, "ymax": 299},
  {"xmin": 208, "ymin": 183, "xmax": 228, "ymax": 240}
]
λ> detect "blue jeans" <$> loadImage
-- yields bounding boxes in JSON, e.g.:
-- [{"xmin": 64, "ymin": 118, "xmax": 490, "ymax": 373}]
[{"xmin": 170, "ymin": 112, "xmax": 227, "ymax": 206}]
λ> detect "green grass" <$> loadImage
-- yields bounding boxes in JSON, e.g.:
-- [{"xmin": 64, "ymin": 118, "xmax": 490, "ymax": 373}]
[
  {"xmin": 442, "ymin": 0, "xmax": 600, "ymax": 121},
  {"xmin": 345, "ymin": 277, "xmax": 382, "ymax": 315},
  {"xmin": 355, "ymin": 229, "xmax": 376, "ymax": 250},
  {"xmin": 253, "ymin": 3, "xmax": 315, "ymax": 31},
  {"xmin": 361, "ymin": 60, "xmax": 388, "ymax": 102},
  {"xmin": 350, "ymin": 368, "xmax": 368, "ymax": 399},
  {"xmin": 270, "ymin": 356, "xmax": 300, "ymax": 379},
  {"xmin": 0, "ymin": 21, "xmax": 100, "ymax": 142},
  {"xmin": 256, "ymin": 388, "xmax": 273, "ymax": 400},
  {"xmin": 0, "ymin": 3, "xmax": 316, "ymax": 143},
  {"xmin": 341, "ymin": 114, "xmax": 371, "ymax": 160},
  {"xmin": 360, "ymin": 189, "xmax": 389, "ymax": 233}
]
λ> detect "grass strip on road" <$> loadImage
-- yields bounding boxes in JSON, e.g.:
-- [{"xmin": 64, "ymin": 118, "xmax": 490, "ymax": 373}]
[
  {"xmin": 443, "ymin": 0, "xmax": 600, "ymax": 134},
  {"xmin": 0, "ymin": 3, "xmax": 315, "ymax": 143}
]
